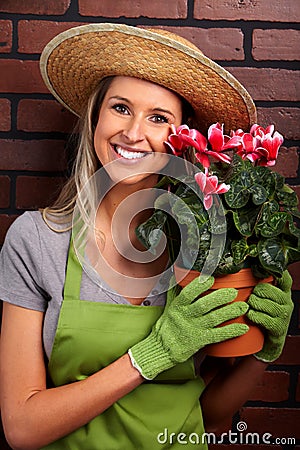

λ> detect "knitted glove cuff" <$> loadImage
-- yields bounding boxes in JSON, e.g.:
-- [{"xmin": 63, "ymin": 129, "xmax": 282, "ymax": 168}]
[
  {"xmin": 253, "ymin": 339, "xmax": 286, "ymax": 364},
  {"xmin": 252, "ymin": 353, "xmax": 275, "ymax": 364},
  {"xmin": 128, "ymin": 332, "xmax": 174, "ymax": 380}
]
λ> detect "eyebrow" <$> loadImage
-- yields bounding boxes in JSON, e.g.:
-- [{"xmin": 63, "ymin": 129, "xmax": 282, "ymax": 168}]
[{"xmin": 108, "ymin": 96, "xmax": 176, "ymax": 118}]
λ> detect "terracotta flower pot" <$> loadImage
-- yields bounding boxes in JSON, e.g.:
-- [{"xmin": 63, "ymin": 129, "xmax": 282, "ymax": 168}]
[{"xmin": 174, "ymin": 265, "xmax": 274, "ymax": 357}]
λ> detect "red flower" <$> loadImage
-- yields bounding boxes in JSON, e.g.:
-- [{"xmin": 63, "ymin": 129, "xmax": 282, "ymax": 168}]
[
  {"xmin": 165, "ymin": 122, "xmax": 283, "ymax": 168},
  {"xmin": 236, "ymin": 133, "xmax": 268, "ymax": 164},
  {"xmin": 257, "ymin": 130, "xmax": 283, "ymax": 167},
  {"xmin": 236, "ymin": 124, "xmax": 283, "ymax": 166},
  {"xmin": 195, "ymin": 123, "xmax": 239, "ymax": 167},
  {"xmin": 164, "ymin": 125, "xmax": 206, "ymax": 157},
  {"xmin": 250, "ymin": 124, "xmax": 274, "ymax": 139},
  {"xmin": 194, "ymin": 169, "xmax": 230, "ymax": 210}
]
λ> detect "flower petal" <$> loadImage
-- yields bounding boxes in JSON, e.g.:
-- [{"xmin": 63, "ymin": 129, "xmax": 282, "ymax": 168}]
[
  {"xmin": 204, "ymin": 194, "xmax": 213, "ymax": 210},
  {"xmin": 216, "ymin": 182, "xmax": 230, "ymax": 194},
  {"xmin": 194, "ymin": 172, "xmax": 207, "ymax": 192},
  {"xmin": 207, "ymin": 150, "xmax": 232, "ymax": 164},
  {"xmin": 195, "ymin": 152, "xmax": 210, "ymax": 168},
  {"xmin": 208, "ymin": 123, "xmax": 224, "ymax": 151}
]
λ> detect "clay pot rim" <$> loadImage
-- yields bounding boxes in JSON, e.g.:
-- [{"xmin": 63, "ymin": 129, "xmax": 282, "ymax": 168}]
[{"xmin": 174, "ymin": 265, "xmax": 273, "ymax": 289}]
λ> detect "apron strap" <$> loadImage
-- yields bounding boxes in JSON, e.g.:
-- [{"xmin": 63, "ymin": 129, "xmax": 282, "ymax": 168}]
[{"xmin": 63, "ymin": 237, "xmax": 83, "ymax": 300}]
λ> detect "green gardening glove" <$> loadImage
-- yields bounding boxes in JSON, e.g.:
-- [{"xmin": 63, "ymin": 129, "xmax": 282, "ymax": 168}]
[
  {"xmin": 128, "ymin": 276, "xmax": 249, "ymax": 380},
  {"xmin": 246, "ymin": 270, "xmax": 294, "ymax": 363}
]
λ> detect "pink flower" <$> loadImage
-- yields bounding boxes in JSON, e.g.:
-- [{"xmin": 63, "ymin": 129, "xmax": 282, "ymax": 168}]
[
  {"xmin": 236, "ymin": 133, "xmax": 268, "ymax": 163},
  {"xmin": 208, "ymin": 123, "xmax": 241, "ymax": 153},
  {"xmin": 194, "ymin": 169, "xmax": 230, "ymax": 210},
  {"xmin": 258, "ymin": 130, "xmax": 284, "ymax": 167},
  {"xmin": 195, "ymin": 123, "xmax": 239, "ymax": 167},
  {"xmin": 164, "ymin": 124, "xmax": 206, "ymax": 157},
  {"xmin": 250, "ymin": 124, "xmax": 274, "ymax": 138},
  {"xmin": 165, "ymin": 122, "xmax": 283, "ymax": 169},
  {"xmin": 236, "ymin": 124, "xmax": 283, "ymax": 166},
  {"xmin": 165, "ymin": 123, "xmax": 238, "ymax": 167}
]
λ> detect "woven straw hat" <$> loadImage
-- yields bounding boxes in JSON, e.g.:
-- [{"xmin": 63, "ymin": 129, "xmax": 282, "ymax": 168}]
[{"xmin": 40, "ymin": 23, "xmax": 256, "ymax": 133}]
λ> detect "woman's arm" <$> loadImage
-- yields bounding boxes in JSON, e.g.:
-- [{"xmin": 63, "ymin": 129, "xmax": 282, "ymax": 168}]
[
  {"xmin": 200, "ymin": 355, "xmax": 267, "ymax": 432},
  {"xmin": 0, "ymin": 303, "xmax": 144, "ymax": 450}
]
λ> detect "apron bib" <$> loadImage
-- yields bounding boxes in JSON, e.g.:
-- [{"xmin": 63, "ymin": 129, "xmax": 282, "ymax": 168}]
[{"xmin": 42, "ymin": 240, "xmax": 207, "ymax": 449}]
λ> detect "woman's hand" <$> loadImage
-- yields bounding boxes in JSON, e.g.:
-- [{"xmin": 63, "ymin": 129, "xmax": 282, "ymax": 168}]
[
  {"xmin": 247, "ymin": 270, "xmax": 294, "ymax": 363},
  {"xmin": 129, "ymin": 276, "xmax": 249, "ymax": 380}
]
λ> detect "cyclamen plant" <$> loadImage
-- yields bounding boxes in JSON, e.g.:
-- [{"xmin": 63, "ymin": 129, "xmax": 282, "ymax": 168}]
[{"xmin": 136, "ymin": 123, "xmax": 300, "ymax": 279}]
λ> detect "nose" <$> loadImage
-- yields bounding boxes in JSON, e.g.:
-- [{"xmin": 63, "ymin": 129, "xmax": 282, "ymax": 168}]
[{"xmin": 122, "ymin": 117, "xmax": 145, "ymax": 143}]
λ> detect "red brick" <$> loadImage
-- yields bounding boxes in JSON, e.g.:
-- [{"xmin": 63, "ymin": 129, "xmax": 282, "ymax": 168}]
[
  {"xmin": 18, "ymin": 20, "xmax": 84, "ymax": 54},
  {"xmin": 293, "ymin": 186, "xmax": 300, "ymax": 197},
  {"xmin": 17, "ymin": 100, "xmax": 76, "ymax": 133},
  {"xmin": 144, "ymin": 26, "xmax": 244, "ymax": 61},
  {"xmin": 0, "ymin": 214, "xmax": 18, "ymax": 246},
  {"xmin": 0, "ymin": 0, "xmax": 71, "ymax": 15},
  {"xmin": 16, "ymin": 176, "xmax": 65, "ymax": 209},
  {"xmin": 0, "ymin": 140, "xmax": 67, "ymax": 172},
  {"xmin": 227, "ymin": 68, "xmax": 300, "ymax": 102},
  {"xmin": 290, "ymin": 263, "xmax": 300, "ymax": 290},
  {"xmin": 253, "ymin": 29, "xmax": 300, "ymax": 61},
  {"xmin": 194, "ymin": 0, "xmax": 300, "ymax": 22},
  {"xmin": 291, "ymin": 186, "xmax": 300, "ymax": 232},
  {"xmin": 274, "ymin": 147, "xmax": 299, "ymax": 179},
  {"xmin": 0, "ymin": 20, "xmax": 12, "ymax": 53},
  {"xmin": 248, "ymin": 371, "xmax": 289, "ymax": 402},
  {"xmin": 0, "ymin": 60, "xmax": 47, "ymax": 93},
  {"xmin": 0, "ymin": 176, "xmax": 10, "ymax": 208},
  {"xmin": 274, "ymin": 336, "xmax": 300, "ymax": 365},
  {"xmin": 0, "ymin": 99, "xmax": 11, "ymax": 132},
  {"xmin": 240, "ymin": 407, "xmax": 300, "ymax": 438},
  {"xmin": 296, "ymin": 373, "xmax": 300, "ymax": 402},
  {"xmin": 78, "ymin": 0, "xmax": 187, "ymax": 18},
  {"xmin": 19, "ymin": 22, "xmax": 243, "ymax": 60},
  {"xmin": 257, "ymin": 107, "xmax": 300, "ymax": 141}
]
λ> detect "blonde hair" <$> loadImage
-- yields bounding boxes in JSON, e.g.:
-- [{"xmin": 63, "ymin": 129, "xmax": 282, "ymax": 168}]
[
  {"xmin": 42, "ymin": 76, "xmax": 196, "ymax": 233},
  {"xmin": 42, "ymin": 76, "xmax": 115, "ymax": 232}
]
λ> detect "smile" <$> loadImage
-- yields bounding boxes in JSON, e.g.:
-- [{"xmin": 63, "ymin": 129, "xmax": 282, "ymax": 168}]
[{"xmin": 114, "ymin": 145, "xmax": 147, "ymax": 160}]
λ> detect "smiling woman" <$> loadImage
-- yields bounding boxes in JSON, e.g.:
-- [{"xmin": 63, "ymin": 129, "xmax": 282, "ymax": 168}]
[
  {"xmin": 0, "ymin": 23, "xmax": 294, "ymax": 450},
  {"xmin": 93, "ymin": 76, "xmax": 182, "ymax": 185}
]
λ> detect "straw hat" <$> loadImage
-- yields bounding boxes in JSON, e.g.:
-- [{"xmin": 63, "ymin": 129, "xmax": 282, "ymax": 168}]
[{"xmin": 40, "ymin": 23, "xmax": 256, "ymax": 133}]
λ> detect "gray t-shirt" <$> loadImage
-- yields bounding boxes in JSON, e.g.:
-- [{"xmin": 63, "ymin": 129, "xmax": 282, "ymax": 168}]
[{"xmin": 0, "ymin": 211, "xmax": 167, "ymax": 359}]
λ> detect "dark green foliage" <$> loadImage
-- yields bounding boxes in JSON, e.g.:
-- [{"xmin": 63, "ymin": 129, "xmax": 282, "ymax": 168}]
[{"xmin": 136, "ymin": 155, "xmax": 300, "ymax": 278}]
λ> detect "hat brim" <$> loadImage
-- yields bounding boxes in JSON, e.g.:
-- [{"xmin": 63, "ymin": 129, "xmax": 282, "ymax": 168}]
[{"xmin": 40, "ymin": 23, "xmax": 256, "ymax": 133}]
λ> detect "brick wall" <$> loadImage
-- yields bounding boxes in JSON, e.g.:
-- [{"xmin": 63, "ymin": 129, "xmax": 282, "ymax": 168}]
[{"xmin": 0, "ymin": 1, "xmax": 299, "ymax": 449}]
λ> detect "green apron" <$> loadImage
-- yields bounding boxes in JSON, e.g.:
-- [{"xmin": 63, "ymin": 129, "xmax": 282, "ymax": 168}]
[{"xmin": 43, "ymin": 240, "xmax": 207, "ymax": 449}]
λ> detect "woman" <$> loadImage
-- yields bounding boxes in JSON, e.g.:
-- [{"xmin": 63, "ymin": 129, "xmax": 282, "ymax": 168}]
[{"xmin": 0, "ymin": 24, "xmax": 293, "ymax": 450}]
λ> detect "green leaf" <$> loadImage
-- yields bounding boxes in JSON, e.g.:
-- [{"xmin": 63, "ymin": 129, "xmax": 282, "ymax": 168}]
[
  {"xmin": 253, "ymin": 166, "xmax": 276, "ymax": 198},
  {"xmin": 287, "ymin": 218, "xmax": 300, "ymax": 242},
  {"xmin": 249, "ymin": 184, "xmax": 268, "ymax": 205},
  {"xmin": 171, "ymin": 198, "xmax": 200, "ymax": 227},
  {"xmin": 135, "ymin": 210, "xmax": 167, "ymax": 254},
  {"xmin": 277, "ymin": 185, "xmax": 299, "ymax": 208},
  {"xmin": 233, "ymin": 206, "xmax": 261, "ymax": 236},
  {"xmin": 255, "ymin": 201, "xmax": 289, "ymax": 238},
  {"xmin": 224, "ymin": 170, "xmax": 252, "ymax": 208},
  {"xmin": 273, "ymin": 171, "xmax": 285, "ymax": 190},
  {"xmin": 231, "ymin": 239, "xmax": 249, "ymax": 264},
  {"xmin": 257, "ymin": 238, "xmax": 286, "ymax": 277},
  {"xmin": 261, "ymin": 212, "xmax": 289, "ymax": 237}
]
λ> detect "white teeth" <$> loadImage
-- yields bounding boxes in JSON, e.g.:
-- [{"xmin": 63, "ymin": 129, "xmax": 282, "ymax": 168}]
[{"xmin": 115, "ymin": 146, "xmax": 146, "ymax": 160}]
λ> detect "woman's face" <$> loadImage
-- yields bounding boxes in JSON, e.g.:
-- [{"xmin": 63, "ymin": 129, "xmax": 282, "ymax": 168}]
[{"xmin": 93, "ymin": 76, "xmax": 182, "ymax": 186}]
